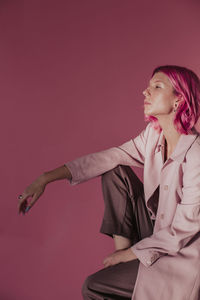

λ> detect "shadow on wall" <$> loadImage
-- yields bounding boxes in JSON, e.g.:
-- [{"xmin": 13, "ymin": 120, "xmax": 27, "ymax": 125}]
[{"xmin": 0, "ymin": 293, "xmax": 15, "ymax": 300}]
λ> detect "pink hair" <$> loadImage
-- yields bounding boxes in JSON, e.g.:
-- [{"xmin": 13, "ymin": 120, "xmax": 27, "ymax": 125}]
[{"xmin": 145, "ymin": 65, "xmax": 200, "ymax": 134}]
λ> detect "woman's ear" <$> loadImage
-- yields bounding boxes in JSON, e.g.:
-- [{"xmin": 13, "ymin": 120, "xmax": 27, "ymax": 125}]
[
  {"xmin": 177, "ymin": 94, "xmax": 184, "ymax": 104},
  {"xmin": 175, "ymin": 94, "xmax": 184, "ymax": 107},
  {"xmin": 173, "ymin": 95, "xmax": 184, "ymax": 112}
]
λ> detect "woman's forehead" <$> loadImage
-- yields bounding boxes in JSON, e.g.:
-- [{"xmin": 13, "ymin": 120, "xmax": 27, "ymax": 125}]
[{"xmin": 150, "ymin": 72, "xmax": 172, "ymax": 87}]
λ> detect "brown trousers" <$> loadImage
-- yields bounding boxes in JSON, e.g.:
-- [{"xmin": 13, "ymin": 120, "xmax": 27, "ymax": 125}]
[{"xmin": 82, "ymin": 165, "xmax": 156, "ymax": 300}]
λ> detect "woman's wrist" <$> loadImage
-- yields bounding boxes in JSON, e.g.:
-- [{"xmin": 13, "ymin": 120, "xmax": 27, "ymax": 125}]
[
  {"xmin": 38, "ymin": 173, "xmax": 49, "ymax": 186},
  {"xmin": 122, "ymin": 248, "xmax": 137, "ymax": 262},
  {"xmin": 42, "ymin": 165, "xmax": 72, "ymax": 185}
]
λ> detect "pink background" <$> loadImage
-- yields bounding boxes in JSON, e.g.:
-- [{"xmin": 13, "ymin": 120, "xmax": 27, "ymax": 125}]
[{"xmin": 1, "ymin": 0, "xmax": 200, "ymax": 299}]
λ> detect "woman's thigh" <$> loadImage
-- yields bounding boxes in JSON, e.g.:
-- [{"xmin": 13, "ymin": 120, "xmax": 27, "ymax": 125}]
[
  {"xmin": 82, "ymin": 259, "xmax": 140, "ymax": 300},
  {"xmin": 100, "ymin": 165, "xmax": 154, "ymax": 242}
]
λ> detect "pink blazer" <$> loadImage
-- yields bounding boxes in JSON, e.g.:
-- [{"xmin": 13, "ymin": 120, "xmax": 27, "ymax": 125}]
[{"xmin": 65, "ymin": 122, "xmax": 200, "ymax": 300}]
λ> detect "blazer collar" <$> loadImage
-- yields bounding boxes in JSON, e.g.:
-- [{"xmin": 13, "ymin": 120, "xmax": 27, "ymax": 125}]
[
  {"xmin": 155, "ymin": 130, "xmax": 165, "ymax": 153},
  {"xmin": 155, "ymin": 127, "xmax": 199, "ymax": 163}
]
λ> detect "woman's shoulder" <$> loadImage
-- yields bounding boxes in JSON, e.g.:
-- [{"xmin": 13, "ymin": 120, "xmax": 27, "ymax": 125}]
[
  {"xmin": 139, "ymin": 122, "xmax": 160, "ymax": 139},
  {"xmin": 141, "ymin": 122, "xmax": 161, "ymax": 145}
]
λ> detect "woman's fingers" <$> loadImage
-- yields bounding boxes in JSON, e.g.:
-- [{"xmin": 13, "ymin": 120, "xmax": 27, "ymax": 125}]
[
  {"xmin": 27, "ymin": 192, "xmax": 42, "ymax": 212},
  {"xmin": 18, "ymin": 194, "xmax": 30, "ymax": 215},
  {"xmin": 18, "ymin": 194, "xmax": 35, "ymax": 215},
  {"xmin": 18, "ymin": 190, "xmax": 33, "ymax": 213},
  {"xmin": 103, "ymin": 249, "xmax": 131, "ymax": 268},
  {"xmin": 103, "ymin": 259, "xmax": 112, "ymax": 268},
  {"xmin": 103, "ymin": 252, "xmax": 119, "ymax": 268},
  {"xmin": 17, "ymin": 176, "xmax": 47, "ymax": 215},
  {"xmin": 18, "ymin": 183, "xmax": 45, "ymax": 215}
]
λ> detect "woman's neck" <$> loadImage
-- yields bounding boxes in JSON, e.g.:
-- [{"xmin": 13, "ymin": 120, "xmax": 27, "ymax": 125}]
[
  {"xmin": 158, "ymin": 117, "xmax": 182, "ymax": 159},
  {"xmin": 163, "ymin": 128, "xmax": 181, "ymax": 156}
]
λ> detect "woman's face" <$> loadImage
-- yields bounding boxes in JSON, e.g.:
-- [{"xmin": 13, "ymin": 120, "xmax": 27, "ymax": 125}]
[{"xmin": 143, "ymin": 72, "xmax": 178, "ymax": 117}]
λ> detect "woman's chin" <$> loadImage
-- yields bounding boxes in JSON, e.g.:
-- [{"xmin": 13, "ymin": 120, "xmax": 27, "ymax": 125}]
[{"xmin": 144, "ymin": 110, "xmax": 154, "ymax": 116}]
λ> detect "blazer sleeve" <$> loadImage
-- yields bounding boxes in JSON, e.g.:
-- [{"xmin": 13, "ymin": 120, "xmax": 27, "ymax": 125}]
[
  {"xmin": 65, "ymin": 122, "xmax": 152, "ymax": 185},
  {"xmin": 131, "ymin": 143, "xmax": 200, "ymax": 268}
]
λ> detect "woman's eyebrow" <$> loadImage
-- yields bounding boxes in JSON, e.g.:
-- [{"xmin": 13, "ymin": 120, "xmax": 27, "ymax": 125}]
[{"xmin": 149, "ymin": 80, "xmax": 164, "ymax": 84}]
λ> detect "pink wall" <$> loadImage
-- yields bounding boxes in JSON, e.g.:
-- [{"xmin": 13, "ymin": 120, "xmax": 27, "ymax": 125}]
[{"xmin": 1, "ymin": 0, "xmax": 200, "ymax": 299}]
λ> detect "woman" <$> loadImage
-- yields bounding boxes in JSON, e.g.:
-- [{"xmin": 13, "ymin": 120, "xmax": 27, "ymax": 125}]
[{"xmin": 18, "ymin": 65, "xmax": 200, "ymax": 300}]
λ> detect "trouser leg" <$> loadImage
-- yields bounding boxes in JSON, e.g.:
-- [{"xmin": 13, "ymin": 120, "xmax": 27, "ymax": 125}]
[
  {"xmin": 100, "ymin": 165, "xmax": 154, "ymax": 243},
  {"xmin": 82, "ymin": 259, "xmax": 139, "ymax": 300},
  {"xmin": 82, "ymin": 165, "xmax": 155, "ymax": 300}
]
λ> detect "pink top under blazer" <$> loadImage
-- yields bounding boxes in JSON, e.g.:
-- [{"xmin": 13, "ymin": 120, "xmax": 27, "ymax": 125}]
[{"xmin": 65, "ymin": 122, "xmax": 200, "ymax": 300}]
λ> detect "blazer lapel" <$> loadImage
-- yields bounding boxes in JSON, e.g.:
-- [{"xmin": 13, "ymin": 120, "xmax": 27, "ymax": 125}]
[
  {"xmin": 144, "ymin": 130, "xmax": 165, "ymax": 202},
  {"xmin": 144, "ymin": 128, "xmax": 199, "ymax": 204},
  {"xmin": 169, "ymin": 129, "xmax": 199, "ymax": 163}
]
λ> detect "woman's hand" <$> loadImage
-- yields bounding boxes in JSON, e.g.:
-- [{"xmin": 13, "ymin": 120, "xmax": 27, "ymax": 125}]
[
  {"xmin": 18, "ymin": 165, "xmax": 72, "ymax": 215},
  {"xmin": 103, "ymin": 248, "xmax": 138, "ymax": 268},
  {"xmin": 18, "ymin": 174, "xmax": 47, "ymax": 215}
]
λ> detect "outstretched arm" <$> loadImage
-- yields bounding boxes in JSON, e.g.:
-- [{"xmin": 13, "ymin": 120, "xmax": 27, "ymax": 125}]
[
  {"xmin": 65, "ymin": 123, "xmax": 152, "ymax": 185},
  {"xmin": 18, "ymin": 122, "xmax": 152, "ymax": 214}
]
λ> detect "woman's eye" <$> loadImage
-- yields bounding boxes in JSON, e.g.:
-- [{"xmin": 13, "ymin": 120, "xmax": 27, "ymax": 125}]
[{"xmin": 155, "ymin": 85, "xmax": 160, "ymax": 88}]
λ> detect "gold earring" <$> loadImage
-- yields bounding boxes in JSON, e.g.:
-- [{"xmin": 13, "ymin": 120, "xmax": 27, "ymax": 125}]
[{"xmin": 174, "ymin": 104, "xmax": 178, "ymax": 112}]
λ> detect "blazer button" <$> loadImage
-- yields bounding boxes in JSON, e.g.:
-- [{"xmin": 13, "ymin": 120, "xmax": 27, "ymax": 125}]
[{"xmin": 164, "ymin": 185, "xmax": 168, "ymax": 190}]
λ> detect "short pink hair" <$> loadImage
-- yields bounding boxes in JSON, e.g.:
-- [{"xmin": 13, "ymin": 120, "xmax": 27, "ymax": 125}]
[{"xmin": 145, "ymin": 65, "xmax": 200, "ymax": 134}]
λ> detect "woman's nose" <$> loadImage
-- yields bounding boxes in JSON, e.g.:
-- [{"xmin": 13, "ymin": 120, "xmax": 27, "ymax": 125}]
[
  {"xmin": 142, "ymin": 89, "xmax": 149, "ymax": 97},
  {"xmin": 143, "ymin": 89, "xmax": 148, "ymax": 96}
]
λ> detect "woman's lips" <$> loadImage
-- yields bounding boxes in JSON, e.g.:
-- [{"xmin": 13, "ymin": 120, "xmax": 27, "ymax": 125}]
[{"xmin": 144, "ymin": 101, "xmax": 151, "ymax": 105}]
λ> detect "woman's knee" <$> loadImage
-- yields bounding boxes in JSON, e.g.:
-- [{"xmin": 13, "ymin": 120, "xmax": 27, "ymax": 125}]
[
  {"xmin": 101, "ymin": 165, "xmax": 131, "ymax": 183},
  {"xmin": 81, "ymin": 274, "xmax": 95, "ymax": 298},
  {"xmin": 101, "ymin": 165, "xmax": 143, "ymax": 200}
]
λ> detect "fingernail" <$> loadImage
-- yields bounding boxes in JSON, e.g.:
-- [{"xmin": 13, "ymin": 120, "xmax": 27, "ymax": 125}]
[{"xmin": 25, "ymin": 206, "xmax": 30, "ymax": 213}]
